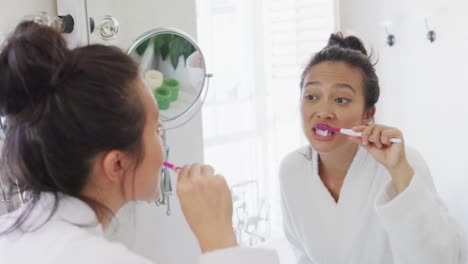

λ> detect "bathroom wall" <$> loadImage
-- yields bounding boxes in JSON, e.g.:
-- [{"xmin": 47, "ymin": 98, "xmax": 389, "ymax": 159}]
[{"xmin": 340, "ymin": 0, "xmax": 468, "ymax": 234}]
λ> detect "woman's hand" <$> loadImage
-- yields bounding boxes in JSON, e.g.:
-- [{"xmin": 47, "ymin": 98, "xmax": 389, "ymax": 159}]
[
  {"xmin": 349, "ymin": 124, "xmax": 414, "ymax": 193},
  {"xmin": 177, "ymin": 163, "xmax": 237, "ymax": 253}
]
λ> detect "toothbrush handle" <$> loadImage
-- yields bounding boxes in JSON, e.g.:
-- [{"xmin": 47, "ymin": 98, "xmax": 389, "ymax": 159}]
[
  {"xmin": 163, "ymin": 161, "xmax": 182, "ymax": 173},
  {"xmin": 340, "ymin": 129, "xmax": 362, "ymax": 137},
  {"xmin": 389, "ymin": 138, "xmax": 402, "ymax": 144},
  {"xmin": 340, "ymin": 129, "xmax": 402, "ymax": 144}
]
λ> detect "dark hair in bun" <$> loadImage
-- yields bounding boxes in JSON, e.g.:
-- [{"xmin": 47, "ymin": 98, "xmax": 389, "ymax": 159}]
[
  {"xmin": 327, "ymin": 33, "xmax": 368, "ymax": 56},
  {"xmin": 0, "ymin": 21, "xmax": 146, "ymax": 234},
  {"xmin": 300, "ymin": 33, "xmax": 379, "ymax": 111},
  {"xmin": 0, "ymin": 21, "xmax": 69, "ymax": 116}
]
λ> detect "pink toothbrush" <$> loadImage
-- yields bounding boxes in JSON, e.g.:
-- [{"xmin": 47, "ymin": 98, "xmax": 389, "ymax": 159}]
[
  {"xmin": 163, "ymin": 161, "xmax": 182, "ymax": 173},
  {"xmin": 314, "ymin": 123, "xmax": 402, "ymax": 144}
]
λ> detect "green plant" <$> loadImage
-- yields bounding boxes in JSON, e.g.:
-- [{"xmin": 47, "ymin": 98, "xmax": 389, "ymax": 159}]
[{"xmin": 136, "ymin": 33, "xmax": 196, "ymax": 69}]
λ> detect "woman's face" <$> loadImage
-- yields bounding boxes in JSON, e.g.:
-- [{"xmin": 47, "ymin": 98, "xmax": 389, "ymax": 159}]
[
  {"xmin": 301, "ymin": 61, "xmax": 374, "ymax": 153},
  {"xmin": 127, "ymin": 79, "xmax": 164, "ymax": 201}
]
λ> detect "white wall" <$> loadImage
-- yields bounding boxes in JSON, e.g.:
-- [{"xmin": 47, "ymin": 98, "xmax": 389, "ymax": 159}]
[
  {"xmin": 0, "ymin": 0, "xmax": 56, "ymax": 42},
  {"xmin": 340, "ymin": 0, "xmax": 468, "ymax": 234},
  {"xmin": 85, "ymin": 1, "xmax": 205, "ymax": 264}
]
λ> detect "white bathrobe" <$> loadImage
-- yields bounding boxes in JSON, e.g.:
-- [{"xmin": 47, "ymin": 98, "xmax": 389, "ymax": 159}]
[
  {"xmin": 280, "ymin": 145, "xmax": 467, "ymax": 264},
  {"xmin": 0, "ymin": 193, "xmax": 279, "ymax": 264}
]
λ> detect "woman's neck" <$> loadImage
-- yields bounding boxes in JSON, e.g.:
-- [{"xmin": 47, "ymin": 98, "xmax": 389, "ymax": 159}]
[
  {"xmin": 81, "ymin": 186, "xmax": 126, "ymax": 229},
  {"xmin": 318, "ymin": 142, "xmax": 359, "ymax": 180},
  {"xmin": 317, "ymin": 142, "xmax": 359, "ymax": 202}
]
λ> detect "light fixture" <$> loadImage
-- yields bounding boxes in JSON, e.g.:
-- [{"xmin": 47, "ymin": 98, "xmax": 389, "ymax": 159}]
[
  {"xmin": 425, "ymin": 19, "xmax": 436, "ymax": 43},
  {"xmin": 385, "ymin": 26, "xmax": 395, "ymax": 47},
  {"xmin": 26, "ymin": 12, "xmax": 120, "ymax": 41},
  {"xmin": 25, "ymin": 11, "xmax": 74, "ymax": 33}
]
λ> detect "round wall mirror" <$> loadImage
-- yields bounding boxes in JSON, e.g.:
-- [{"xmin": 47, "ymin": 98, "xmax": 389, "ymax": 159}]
[{"xmin": 128, "ymin": 28, "xmax": 210, "ymax": 130}]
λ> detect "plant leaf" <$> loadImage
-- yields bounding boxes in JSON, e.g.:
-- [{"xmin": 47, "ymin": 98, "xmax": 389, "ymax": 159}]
[
  {"xmin": 169, "ymin": 37, "xmax": 184, "ymax": 69},
  {"xmin": 154, "ymin": 34, "xmax": 171, "ymax": 60},
  {"xmin": 150, "ymin": 34, "xmax": 198, "ymax": 69},
  {"xmin": 159, "ymin": 44, "xmax": 170, "ymax": 61},
  {"xmin": 182, "ymin": 41, "xmax": 196, "ymax": 62},
  {"xmin": 136, "ymin": 38, "xmax": 150, "ymax": 56}
]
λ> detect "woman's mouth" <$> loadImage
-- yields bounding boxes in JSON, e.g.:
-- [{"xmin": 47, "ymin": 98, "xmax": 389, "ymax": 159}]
[{"xmin": 312, "ymin": 127, "xmax": 335, "ymax": 140}]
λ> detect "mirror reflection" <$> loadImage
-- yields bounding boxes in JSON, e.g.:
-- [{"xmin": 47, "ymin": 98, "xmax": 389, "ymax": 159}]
[{"xmin": 128, "ymin": 31, "xmax": 206, "ymax": 123}]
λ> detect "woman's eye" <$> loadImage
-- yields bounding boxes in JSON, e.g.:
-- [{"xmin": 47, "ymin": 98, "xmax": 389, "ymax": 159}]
[
  {"xmin": 304, "ymin": 94, "xmax": 317, "ymax": 101},
  {"xmin": 336, "ymin": 97, "xmax": 350, "ymax": 104}
]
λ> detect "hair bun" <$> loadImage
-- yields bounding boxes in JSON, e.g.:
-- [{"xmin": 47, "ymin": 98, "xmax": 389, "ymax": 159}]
[
  {"xmin": 0, "ymin": 21, "xmax": 69, "ymax": 116},
  {"xmin": 327, "ymin": 33, "xmax": 368, "ymax": 56}
]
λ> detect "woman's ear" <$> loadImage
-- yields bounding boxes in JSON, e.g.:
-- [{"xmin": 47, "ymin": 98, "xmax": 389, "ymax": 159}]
[
  {"xmin": 102, "ymin": 150, "xmax": 129, "ymax": 184},
  {"xmin": 364, "ymin": 106, "xmax": 376, "ymax": 124}
]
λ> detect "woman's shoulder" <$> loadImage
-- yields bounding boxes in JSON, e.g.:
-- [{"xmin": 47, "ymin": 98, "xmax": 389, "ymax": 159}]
[
  {"xmin": 278, "ymin": 145, "xmax": 314, "ymax": 184},
  {"xmin": 280, "ymin": 145, "xmax": 312, "ymax": 169},
  {"xmin": 53, "ymin": 228, "xmax": 153, "ymax": 264},
  {"xmin": 0, "ymin": 218, "xmax": 153, "ymax": 264}
]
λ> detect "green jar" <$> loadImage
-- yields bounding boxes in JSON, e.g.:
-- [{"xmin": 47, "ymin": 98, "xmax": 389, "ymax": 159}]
[
  {"xmin": 154, "ymin": 86, "xmax": 171, "ymax": 110},
  {"xmin": 163, "ymin": 78, "xmax": 180, "ymax": 102}
]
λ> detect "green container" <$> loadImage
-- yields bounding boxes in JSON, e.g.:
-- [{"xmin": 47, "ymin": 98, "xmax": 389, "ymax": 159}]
[
  {"xmin": 154, "ymin": 86, "xmax": 171, "ymax": 110},
  {"xmin": 163, "ymin": 78, "xmax": 180, "ymax": 102}
]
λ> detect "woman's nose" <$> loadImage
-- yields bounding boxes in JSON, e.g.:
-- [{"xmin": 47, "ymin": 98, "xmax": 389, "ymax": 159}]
[{"xmin": 315, "ymin": 108, "xmax": 335, "ymax": 120}]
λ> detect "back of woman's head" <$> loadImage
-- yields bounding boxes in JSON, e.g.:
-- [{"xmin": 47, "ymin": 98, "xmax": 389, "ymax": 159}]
[
  {"xmin": 0, "ymin": 21, "xmax": 145, "ymax": 232},
  {"xmin": 300, "ymin": 33, "xmax": 380, "ymax": 111}
]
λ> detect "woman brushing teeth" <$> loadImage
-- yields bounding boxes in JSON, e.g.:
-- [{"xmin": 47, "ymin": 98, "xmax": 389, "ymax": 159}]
[{"xmin": 280, "ymin": 33, "xmax": 466, "ymax": 264}]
